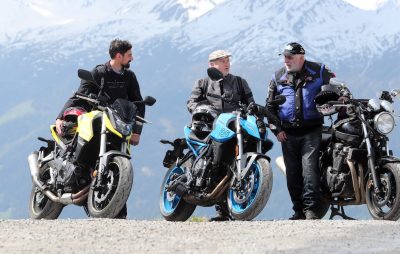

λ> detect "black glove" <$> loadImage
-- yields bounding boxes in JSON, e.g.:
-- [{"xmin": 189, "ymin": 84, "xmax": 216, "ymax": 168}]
[
  {"xmin": 256, "ymin": 118, "xmax": 266, "ymax": 136},
  {"xmin": 247, "ymin": 102, "xmax": 258, "ymax": 114}
]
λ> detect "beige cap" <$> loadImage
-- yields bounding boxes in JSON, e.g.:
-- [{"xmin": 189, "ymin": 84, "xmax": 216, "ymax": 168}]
[{"xmin": 208, "ymin": 50, "xmax": 232, "ymax": 61}]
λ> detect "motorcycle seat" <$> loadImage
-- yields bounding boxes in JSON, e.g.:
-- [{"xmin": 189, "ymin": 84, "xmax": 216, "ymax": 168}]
[{"xmin": 189, "ymin": 131, "xmax": 210, "ymax": 143}]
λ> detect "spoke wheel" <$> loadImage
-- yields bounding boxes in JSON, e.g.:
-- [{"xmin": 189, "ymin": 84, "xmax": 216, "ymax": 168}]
[{"xmin": 366, "ymin": 163, "xmax": 400, "ymax": 220}]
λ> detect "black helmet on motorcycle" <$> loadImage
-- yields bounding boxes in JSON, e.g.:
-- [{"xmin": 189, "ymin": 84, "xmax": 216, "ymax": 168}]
[
  {"xmin": 191, "ymin": 102, "xmax": 218, "ymax": 133},
  {"xmin": 315, "ymin": 84, "xmax": 340, "ymax": 116},
  {"xmin": 62, "ymin": 107, "xmax": 86, "ymax": 138}
]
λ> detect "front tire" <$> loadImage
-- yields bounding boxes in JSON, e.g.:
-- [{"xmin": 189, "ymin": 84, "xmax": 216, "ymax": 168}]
[
  {"xmin": 228, "ymin": 157, "xmax": 273, "ymax": 220},
  {"xmin": 29, "ymin": 164, "xmax": 64, "ymax": 219},
  {"xmin": 160, "ymin": 166, "xmax": 196, "ymax": 221},
  {"xmin": 366, "ymin": 162, "xmax": 400, "ymax": 221},
  {"xmin": 87, "ymin": 156, "xmax": 133, "ymax": 218}
]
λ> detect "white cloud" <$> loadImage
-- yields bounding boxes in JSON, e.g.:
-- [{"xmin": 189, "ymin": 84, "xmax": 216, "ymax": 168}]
[
  {"xmin": 0, "ymin": 100, "xmax": 35, "ymax": 127},
  {"xmin": 159, "ymin": 118, "xmax": 178, "ymax": 137},
  {"xmin": 140, "ymin": 166, "xmax": 154, "ymax": 177}
]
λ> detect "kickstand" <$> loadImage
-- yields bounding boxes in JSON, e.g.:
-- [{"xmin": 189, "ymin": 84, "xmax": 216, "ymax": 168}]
[
  {"xmin": 329, "ymin": 205, "xmax": 355, "ymax": 220},
  {"xmin": 83, "ymin": 205, "xmax": 90, "ymax": 217}
]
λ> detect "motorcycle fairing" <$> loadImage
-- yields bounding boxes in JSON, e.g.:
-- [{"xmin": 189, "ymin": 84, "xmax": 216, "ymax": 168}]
[
  {"xmin": 240, "ymin": 115, "xmax": 260, "ymax": 139},
  {"xmin": 76, "ymin": 111, "xmax": 102, "ymax": 142},
  {"xmin": 184, "ymin": 126, "xmax": 208, "ymax": 157},
  {"xmin": 50, "ymin": 125, "xmax": 64, "ymax": 148},
  {"xmin": 104, "ymin": 111, "xmax": 123, "ymax": 138},
  {"xmin": 210, "ymin": 113, "xmax": 236, "ymax": 142},
  {"xmin": 210, "ymin": 113, "xmax": 261, "ymax": 142}
]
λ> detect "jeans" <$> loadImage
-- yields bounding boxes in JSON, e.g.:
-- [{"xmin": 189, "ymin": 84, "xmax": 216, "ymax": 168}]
[{"xmin": 282, "ymin": 128, "xmax": 322, "ymax": 213}]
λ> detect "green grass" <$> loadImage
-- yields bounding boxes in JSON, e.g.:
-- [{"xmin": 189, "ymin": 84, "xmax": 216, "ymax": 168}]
[{"xmin": 188, "ymin": 216, "xmax": 208, "ymax": 222}]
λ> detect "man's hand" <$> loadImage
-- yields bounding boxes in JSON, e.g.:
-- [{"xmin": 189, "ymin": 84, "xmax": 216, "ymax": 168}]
[
  {"xmin": 276, "ymin": 131, "xmax": 287, "ymax": 142},
  {"xmin": 130, "ymin": 133, "xmax": 140, "ymax": 146},
  {"xmin": 56, "ymin": 119, "xmax": 63, "ymax": 135}
]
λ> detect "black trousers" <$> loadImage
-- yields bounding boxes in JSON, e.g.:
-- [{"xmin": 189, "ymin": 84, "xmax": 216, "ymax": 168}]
[{"xmin": 282, "ymin": 128, "xmax": 322, "ymax": 213}]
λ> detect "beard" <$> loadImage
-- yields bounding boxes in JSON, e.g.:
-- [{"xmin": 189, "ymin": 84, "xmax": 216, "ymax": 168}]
[{"xmin": 122, "ymin": 61, "xmax": 131, "ymax": 69}]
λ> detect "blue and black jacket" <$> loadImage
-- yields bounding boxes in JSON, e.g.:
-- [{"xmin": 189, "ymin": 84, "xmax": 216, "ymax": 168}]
[{"xmin": 266, "ymin": 60, "xmax": 335, "ymax": 135}]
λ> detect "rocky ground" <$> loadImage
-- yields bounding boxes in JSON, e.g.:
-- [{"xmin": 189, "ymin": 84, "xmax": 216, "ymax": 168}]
[{"xmin": 0, "ymin": 219, "xmax": 399, "ymax": 253}]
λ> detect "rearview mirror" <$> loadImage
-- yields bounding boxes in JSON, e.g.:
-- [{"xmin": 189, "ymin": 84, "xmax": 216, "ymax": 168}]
[
  {"xmin": 78, "ymin": 69, "xmax": 95, "ymax": 82},
  {"xmin": 207, "ymin": 67, "xmax": 224, "ymax": 81},
  {"xmin": 391, "ymin": 89, "xmax": 400, "ymax": 98},
  {"xmin": 143, "ymin": 96, "xmax": 156, "ymax": 106}
]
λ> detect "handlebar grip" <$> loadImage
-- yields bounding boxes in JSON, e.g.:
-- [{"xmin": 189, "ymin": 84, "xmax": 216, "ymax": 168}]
[{"xmin": 327, "ymin": 101, "xmax": 345, "ymax": 105}]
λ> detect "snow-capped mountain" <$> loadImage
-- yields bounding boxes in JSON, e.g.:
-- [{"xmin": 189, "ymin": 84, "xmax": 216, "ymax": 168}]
[
  {"xmin": 1, "ymin": 0, "xmax": 400, "ymax": 220},
  {"xmin": 1, "ymin": 0, "xmax": 400, "ymax": 66}
]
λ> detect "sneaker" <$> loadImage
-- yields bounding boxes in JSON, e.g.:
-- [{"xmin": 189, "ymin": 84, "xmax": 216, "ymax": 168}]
[
  {"xmin": 289, "ymin": 211, "xmax": 305, "ymax": 220},
  {"xmin": 305, "ymin": 210, "xmax": 318, "ymax": 220}
]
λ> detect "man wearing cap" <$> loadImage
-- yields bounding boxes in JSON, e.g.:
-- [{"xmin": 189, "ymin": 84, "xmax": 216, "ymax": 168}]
[
  {"xmin": 187, "ymin": 50, "xmax": 254, "ymax": 114},
  {"xmin": 187, "ymin": 50, "xmax": 255, "ymax": 221},
  {"xmin": 266, "ymin": 42, "xmax": 335, "ymax": 220}
]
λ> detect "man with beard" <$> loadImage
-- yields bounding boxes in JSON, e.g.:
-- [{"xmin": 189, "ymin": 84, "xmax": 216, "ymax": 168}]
[
  {"xmin": 266, "ymin": 42, "xmax": 335, "ymax": 220},
  {"xmin": 55, "ymin": 39, "xmax": 145, "ymax": 218}
]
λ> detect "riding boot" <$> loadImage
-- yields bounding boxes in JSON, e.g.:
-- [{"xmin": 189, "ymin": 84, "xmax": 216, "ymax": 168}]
[{"xmin": 209, "ymin": 199, "xmax": 232, "ymax": 221}]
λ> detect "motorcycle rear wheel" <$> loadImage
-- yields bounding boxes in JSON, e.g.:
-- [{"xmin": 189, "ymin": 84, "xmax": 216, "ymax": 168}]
[
  {"xmin": 87, "ymin": 156, "xmax": 133, "ymax": 218},
  {"xmin": 366, "ymin": 162, "xmax": 400, "ymax": 221},
  {"xmin": 160, "ymin": 165, "xmax": 196, "ymax": 221},
  {"xmin": 29, "ymin": 165, "xmax": 64, "ymax": 219},
  {"xmin": 227, "ymin": 157, "xmax": 273, "ymax": 220}
]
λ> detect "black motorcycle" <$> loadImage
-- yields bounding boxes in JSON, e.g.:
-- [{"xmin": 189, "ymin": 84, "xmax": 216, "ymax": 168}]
[
  {"xmin": 28, "ymin": 69, "xmax": 155, "ymax": 219},
  {"xmin": 276, "ymin": 79, "xmax": 400, "ymax": 220}
]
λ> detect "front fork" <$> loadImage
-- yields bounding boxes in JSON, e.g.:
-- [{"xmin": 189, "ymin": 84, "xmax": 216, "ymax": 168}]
[
  {"xmin": 234, "ymin": 114, "xmax": 262, "ymax": 181},
  {"xmin": 361, "ymin": 113, "xmax": 381, "ymax": 193},
  {"xmin": 96, "ymin": 114, "xmax": 129, "ymax": 184}
]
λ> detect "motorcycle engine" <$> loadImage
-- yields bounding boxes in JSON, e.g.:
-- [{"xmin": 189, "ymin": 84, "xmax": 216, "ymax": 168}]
[
  {"xmin": 324, "ymin": 143, "xmax": 354, "ymax": 198},
  {"xmin": 48, "ymin": 158, "xmax": 88, "ymax": 193},
  {"xmin": 191, "ymin": 157, "xmax": 212, "ymax": 188}
]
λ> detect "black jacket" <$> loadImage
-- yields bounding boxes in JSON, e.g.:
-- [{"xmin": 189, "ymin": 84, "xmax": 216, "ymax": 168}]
[
  {"xmin": 187, "ymin": 74, "xmax": 254, "ymax": 114},
  {"xmin": 57, "ymin": 61, "xmax": 145, "ymax": 134}
]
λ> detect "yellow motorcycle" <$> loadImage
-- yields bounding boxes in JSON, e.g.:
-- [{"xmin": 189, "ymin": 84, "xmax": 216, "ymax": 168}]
[{"xmin": 28, "ymin": 69, "xmax": 155, "ymax": 219}]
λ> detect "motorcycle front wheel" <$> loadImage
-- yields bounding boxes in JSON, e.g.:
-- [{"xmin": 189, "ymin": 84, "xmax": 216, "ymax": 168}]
[
  {"xmin": 366, "ymin": 162, "xmax": 400, "ymax": 221},
  {"xmin": 227, "ymin": 157, "xmax": 273, "ymax": 220},
  {"xmin": 160, "ymin": 165, "xmax": 196, "ymax": 221},
  {"xmin": 87, "ymin": 156, "xmax": 133, "ymax": 218},
  {"xmin": 29, "ymin": 164, "xmax": 64, "ymax": 219}
]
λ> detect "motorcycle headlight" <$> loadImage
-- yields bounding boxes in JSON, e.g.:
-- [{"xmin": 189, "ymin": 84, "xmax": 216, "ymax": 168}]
[
  {"xmin": 374, "ymin": 112, "xmax": 395, "ymax": 135},
  {"xmin": 115, "ymin": 118, "xmax": 134, "ymax": 136}
]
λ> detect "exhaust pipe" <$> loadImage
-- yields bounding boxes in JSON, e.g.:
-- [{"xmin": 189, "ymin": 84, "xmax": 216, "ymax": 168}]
[
  {"xmin": 28, "ymin": 152, "xmax": 46, "ymax": 190},
  {"xmin": 28, "ymin": 151, "xmax": 90, "ymax": 205}
]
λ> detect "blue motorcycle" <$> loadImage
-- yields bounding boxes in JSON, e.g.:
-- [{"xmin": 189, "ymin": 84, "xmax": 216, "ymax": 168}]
[{"xmin": 159, "ymin": 68, "xmax": 285, "ymax": 221}]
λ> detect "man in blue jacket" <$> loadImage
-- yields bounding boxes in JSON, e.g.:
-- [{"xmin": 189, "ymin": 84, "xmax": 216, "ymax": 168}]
[{"xmin": 266, "ymin": 42, "xmax": 335, "ymax": 220}]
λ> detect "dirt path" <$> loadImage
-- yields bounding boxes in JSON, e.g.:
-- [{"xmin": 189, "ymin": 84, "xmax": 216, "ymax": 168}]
[{"xmin": 0, "ymin": 219, "xmax": 399, "ymax": 253}]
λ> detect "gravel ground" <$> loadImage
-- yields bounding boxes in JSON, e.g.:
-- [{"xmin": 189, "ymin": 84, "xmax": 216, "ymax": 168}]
[{"xmin": 0, "ymin": 219, "xmax": 399, "ymax": 254}]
